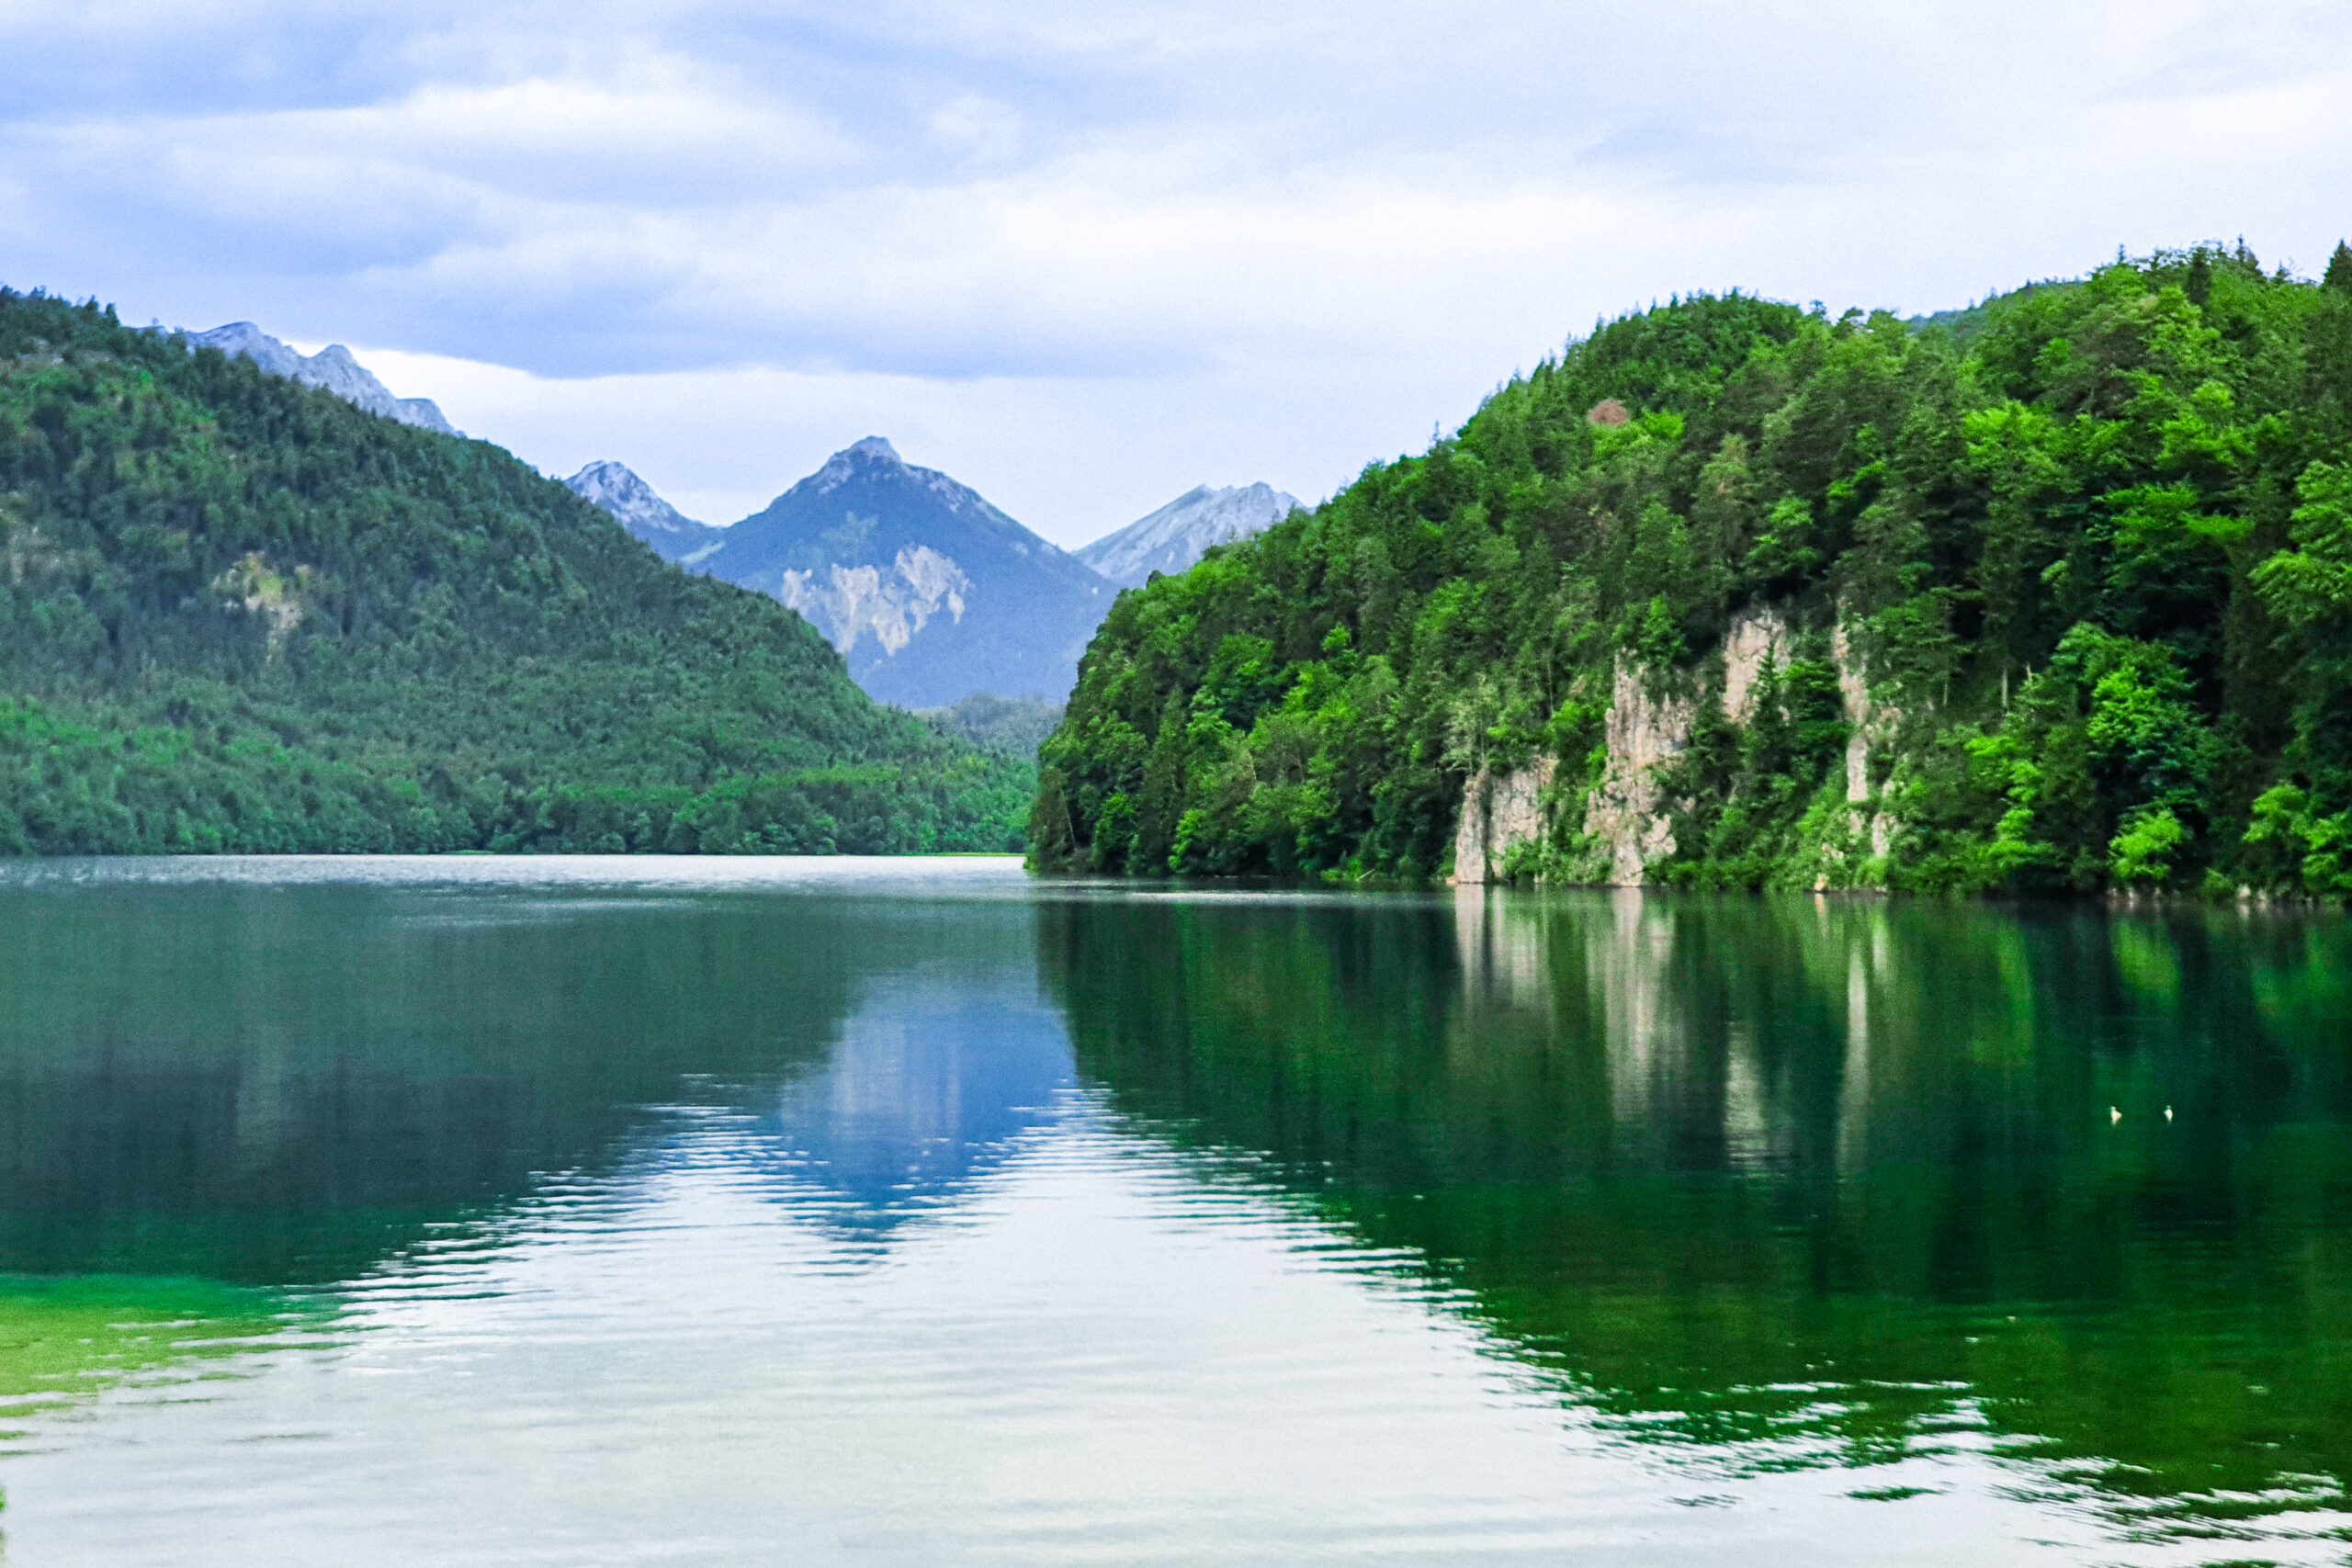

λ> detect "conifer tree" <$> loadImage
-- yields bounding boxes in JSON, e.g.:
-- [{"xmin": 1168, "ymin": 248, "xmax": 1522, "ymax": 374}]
[{"xmin": 2326, "ymin": 240, "xmax": 2352, "ymax": 295}]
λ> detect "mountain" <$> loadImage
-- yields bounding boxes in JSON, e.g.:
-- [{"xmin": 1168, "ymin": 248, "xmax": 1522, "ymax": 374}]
[
  {"xmin": 179, "ymin": 321, "xmax": 462, "ymax": 436},
  {"xmin": 1076, "ymin": 482, "xmax": 1303, "ymax": 587},
  {"xmin": 1031, "ymin": 244, "xmax": 2352, "ymax": 897},
  {"xmin": 564, "ymin": 460, "xmax": 725, "ymax": 564},
  {"xmin": 691, "ymin": 437, "xmax": 1114, "ymax": 708},
  {"xmin": 0, "ymin": 288, "xmax": 1028, "ymax": 855}
]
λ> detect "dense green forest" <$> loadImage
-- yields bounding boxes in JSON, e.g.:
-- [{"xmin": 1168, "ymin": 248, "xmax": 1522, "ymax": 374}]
[
  {"xmin": 0, "ymin": 288, "xmax": 1028, "ymax": 854},
  {"xmin": 1033, "ymin": 242, "xmax": 2352, "ymax": 895},
  {"xmin": 919, "ymin": 694, "xmax": 1065, "ymax": 758}
]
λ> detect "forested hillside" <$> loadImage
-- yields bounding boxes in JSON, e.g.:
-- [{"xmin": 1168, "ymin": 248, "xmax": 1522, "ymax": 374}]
[
  {"xmin": 1033, "ymin": 243, "xmax": 2352, "ymax": 895},
  {"xmin": 0, "ymin": 289, "xmax": 1027, "ymax": 854}
]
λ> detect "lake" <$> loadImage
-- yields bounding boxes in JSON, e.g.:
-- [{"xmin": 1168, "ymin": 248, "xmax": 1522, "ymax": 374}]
[{"xmin": 1, "ymin": 857, "xmax": 2348, "ymax": 1565}]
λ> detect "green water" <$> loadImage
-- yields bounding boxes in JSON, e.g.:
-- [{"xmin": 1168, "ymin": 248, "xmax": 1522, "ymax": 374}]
[{"xmin": 0, "ymin": 859, "xmax": 2347, "ymax": 1564}]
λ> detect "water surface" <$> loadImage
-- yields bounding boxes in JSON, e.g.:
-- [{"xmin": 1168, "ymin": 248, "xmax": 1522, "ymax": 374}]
[{"xmin": 1, "ymin": 858, "xmax": 2347, "ymax": 1564}]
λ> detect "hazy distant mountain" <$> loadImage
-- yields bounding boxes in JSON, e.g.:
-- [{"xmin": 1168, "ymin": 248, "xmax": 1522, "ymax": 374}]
[
  {"xmin": 564, "ymin": 460, "xmax": 725, "ymax": 563},
  {"xmin": 692, "ymin": 437, "xmax": 1113, "ymax": 708},
  {"xmin": 181, "ymin": 322, "xmax": 462, "ymax": 436},
  {"xmin": 1075, "ymin": 482, "xmax": 1302, "ymax": 587}
]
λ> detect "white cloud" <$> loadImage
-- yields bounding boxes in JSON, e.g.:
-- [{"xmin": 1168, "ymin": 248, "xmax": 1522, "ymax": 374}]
[{"xmin": 4, "ymin": 0, "xmax": 2350, "ymax": 541}]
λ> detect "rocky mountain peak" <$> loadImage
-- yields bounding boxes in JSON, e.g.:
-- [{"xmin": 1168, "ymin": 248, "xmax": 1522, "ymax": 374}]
[
  {"xmin": 173, "ymin": 321, "xmax": 463, "ymax": 438},
  {"xmin": 1076, "ymin": 480, "xmax": 1304, "ymax": 587},
  {"xmin": 564, "ymin": 461, "xmax": 723, "ymax": 564}
]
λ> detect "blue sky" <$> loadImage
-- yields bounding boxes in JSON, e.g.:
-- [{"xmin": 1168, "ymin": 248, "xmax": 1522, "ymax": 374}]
[{"xmin": 5, "ymin": 1, "xmax": 2347, "ymax": 544}]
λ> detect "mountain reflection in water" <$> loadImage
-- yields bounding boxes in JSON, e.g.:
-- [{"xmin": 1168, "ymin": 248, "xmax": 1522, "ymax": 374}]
[{"xmin": 0, "ymin": 860, "xmax": 2348, "ymax": 1564}]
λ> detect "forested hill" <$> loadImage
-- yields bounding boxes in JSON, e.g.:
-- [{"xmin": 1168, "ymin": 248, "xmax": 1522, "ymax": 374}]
[
  {"xmin": 0, "ymin": 288, "xmax": 1028, "ymax": 854},
  {"xmin": 1032, "ymin": 243, "xmax": 2352, "ymax": 896}
]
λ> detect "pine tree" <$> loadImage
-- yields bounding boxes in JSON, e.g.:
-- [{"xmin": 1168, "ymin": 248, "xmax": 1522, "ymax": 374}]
[
  {"xmin": 2186, "ymin": 248, "xmax": 2213, "ymax": 307},
  {"xmin": 2326, "ymin": 241, "xmax": 2352, "ymax": 295}
]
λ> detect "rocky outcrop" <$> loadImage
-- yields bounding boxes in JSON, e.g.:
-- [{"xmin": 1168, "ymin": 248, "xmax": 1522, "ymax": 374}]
[
  {"xmin": 1582, "ymin": 660, "xmax": 1695, "ymax": 886},
  {"xmin": 1832, "ymin": 622, "xmax": 1904, "ymax": 871},
  {"xmin": 1450, "ymin": 617, "xmax": 1904, "ymax": 890},
  {"xmin": 1832, "ymin": 623, "xmax": 1901, "ymax": 806},
  {"xmin": 1076, "ymin": 483, "xmax": 1305, "ymax": 587},
  {"xmin": 1452, "ymin": 758, "xmax": 1554, "ymax": 884},
  {"xmin": 779, "ymin": 545, "xmax": 972, "ymax": 657},
  {"xmin": 175, "ymin": 322, "xmax": 462, "ymax": 436},
  {"xmin": 1720, "ymin": 607, "xmax": 1792, "ymax": 726}
]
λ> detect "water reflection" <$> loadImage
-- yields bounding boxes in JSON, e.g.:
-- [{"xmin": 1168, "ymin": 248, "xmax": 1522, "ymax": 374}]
[
  {"xmin": 756, "ymin": 978, "xmax": 1071, "ymax": 1230},
  {"xmin": 0, "ymin": 863, "xmax": 1077, "ymax": 1285},
  {"xmin": 1043, "ymin": 887, "xmax": 2352, "ymax": 1542},
  {"xmin": 7, "ymin": 862, "xmax": 2352, "ymax": 1562}
]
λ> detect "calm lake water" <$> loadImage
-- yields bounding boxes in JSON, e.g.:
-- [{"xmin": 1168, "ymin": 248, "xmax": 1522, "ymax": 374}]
[{"xmin": 1, "ymin": 857, "xmax": 2349, "ymax": 1564}]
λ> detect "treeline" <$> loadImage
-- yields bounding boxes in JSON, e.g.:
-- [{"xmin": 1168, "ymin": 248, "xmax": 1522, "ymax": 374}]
[
  {"xmin": 1034, "ymin": 242, "xmax": 2352, "ymax": 894},
  {"xmin": 0, "ymin": 288, "xmax": 1028, "ymax": 854}
]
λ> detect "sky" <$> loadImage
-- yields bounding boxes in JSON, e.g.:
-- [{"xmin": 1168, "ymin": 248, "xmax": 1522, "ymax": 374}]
[{"xmin": 3, "ymin": 2, "xmax": 2348, "ymax": 547}]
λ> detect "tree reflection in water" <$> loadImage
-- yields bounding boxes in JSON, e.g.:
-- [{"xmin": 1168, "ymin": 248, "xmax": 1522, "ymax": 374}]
[{"xmin": 1042, "ymin": 888, "xmax": 2352, "ymax": 1533}]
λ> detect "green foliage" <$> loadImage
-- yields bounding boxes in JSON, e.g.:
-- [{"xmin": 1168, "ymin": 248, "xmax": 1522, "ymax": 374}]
[
  {"xmin": 1035, "ymin": 249, "xmax": 2352, "ymax": 894},
  {"xmin": 0, "ymin": 288, "xmax": 1028, "ymax": 854},
  {"xmin": 1046, "ymin": 890, "xmax": 2352, "ymax": 1516},
  {"xmin": 918, "ymin": 694, "xmax": 1065, "ymax": 759}
]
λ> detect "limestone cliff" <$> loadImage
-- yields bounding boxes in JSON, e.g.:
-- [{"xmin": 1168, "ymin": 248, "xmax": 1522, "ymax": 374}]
[
  {"xmin": 1445, "ymin": 608, "xmax": 1909, "ymax": 888},
  {"xmin": 1833, "ymin": 622, "xmax": 1902, "ymax": 863},
  {"xmin": 1452, "ymin": 758, "xmax": 1555, "ymax": 885},
  {"xmin": 1720, "ymin": 608, "xmax": 1792, "ymax": 728},
  {"xmin": 1580, "ymin": 660, "xmax": 1696, "ymax": 886}
]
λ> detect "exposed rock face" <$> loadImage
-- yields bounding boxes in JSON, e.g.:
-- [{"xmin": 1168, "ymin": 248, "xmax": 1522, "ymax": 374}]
[
  {"xmin": 1824, "ymin": 620, "xmax": 1905, "ymax": 878},
  {"xmin": 780, "ymin": 545, "xmax": 971, "ymax": 658},
  {"xmin": 1452, "ymin": 758, "xmax": 1554, "ymax": 885},
  {"xmin": 1720, "ymin": 607, "xmax": 1792, "ymax": 726},
  {"xmin": 1582, "ymin": 660, "xmax": 1695, "ymax": 886},
  {"xmin": 178, "ymin": 322, "xmax": 462, "ymax": 436},
  {"xmin": 1075, "ymin": 482, "xmax": 1303, "ymax": 587},
  {"xmin": 1451, "ymin": 615, "xmax": 1903, "ymax": 889},
  {"xmin": 691, "ymin": 437, "xmax": 1114, "ymax": 707},
  {"xmin": 1832, "ymin": 623, "xmax": 1901, "ymax": 806}
]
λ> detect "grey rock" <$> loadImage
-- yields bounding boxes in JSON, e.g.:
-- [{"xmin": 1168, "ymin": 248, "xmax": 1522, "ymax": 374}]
[
  {"xmin": 564, "ymin": 460, "xmax": 725, "ymax": 563},
  {"xmin": 694, "ymin": 437, "xmax": 1114, "ymax": 708},
  {"xmin": 179, "ymin": 321, "xmax": 462, "ymax": 437},
  {"xmin": 1075, "ymin": 481, "xmax": 1302, "ymax": 587}
]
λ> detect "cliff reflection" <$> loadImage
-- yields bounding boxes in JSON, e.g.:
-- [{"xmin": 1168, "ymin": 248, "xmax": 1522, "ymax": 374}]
[{"xmin": 1041, "ymin": 889, "xmax": 2352, "ymax": 1519}]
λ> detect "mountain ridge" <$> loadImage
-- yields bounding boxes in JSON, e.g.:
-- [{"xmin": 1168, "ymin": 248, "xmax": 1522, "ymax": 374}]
[
  {"xmin": 173, "ymin": 321, "xmax": 463, "ymax": 436},
  {"xmin": 683, "ymin": 437, "xmax": 1114, "ymax": 708},
  {"xmin": 564, "ymin": 460, "xmax": 725, "ymax": 564},
  {"xmin": 1076, "ymin": 482, "xmax": 1303, "ymax": 586},
  {"xmin": 0, "ymin": 288, "xmax": 1027, "ymax": 855}
]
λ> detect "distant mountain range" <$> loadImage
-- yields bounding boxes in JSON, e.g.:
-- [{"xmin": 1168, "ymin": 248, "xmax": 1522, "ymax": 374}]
[
  {"xmin": 1075, "ymin": 482, "xmax": 1301, "ymax": 587},
  {"xmin": 569, "ymin": 449, "xmax": 1300, "ymax": 707},
  {"xmin": 171, "ymin": 322, "xmax": 462, "ymax": 436},
  {"xmin": 571, "ymin": 439, "xmax": 1110, "ymax": 708}
]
